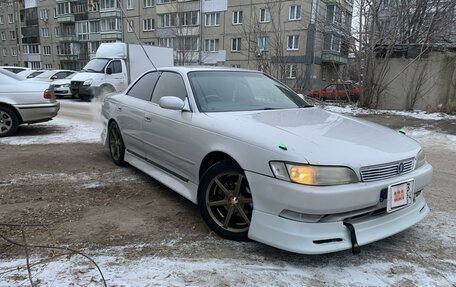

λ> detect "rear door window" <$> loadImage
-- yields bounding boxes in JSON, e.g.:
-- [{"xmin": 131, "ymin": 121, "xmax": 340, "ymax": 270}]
[{"xmin": 126, "ymin": 71, "xmax": 159, "ymax": 101}]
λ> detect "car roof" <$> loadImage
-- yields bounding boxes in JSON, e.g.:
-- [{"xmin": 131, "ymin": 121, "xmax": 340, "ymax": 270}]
[{"xmin": 156, "ymin": 66, "xmax": 263, "ymax": 74}]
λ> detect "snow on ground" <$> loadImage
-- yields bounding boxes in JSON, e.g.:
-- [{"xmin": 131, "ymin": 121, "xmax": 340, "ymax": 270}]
[
  {"xmin": 0, "ymin": 117, "xmax": 102, "ymax": 145},
  {"xmin": 322, "ymin": 104, "xmax": 456, "ymax": 121},
  {"xmin": 403, "ymin": 127, "xmax": 456, "ymax": 151},
  {"xmin": 0, "ymin": 241, "xmax": 454, "ymax": 287}
]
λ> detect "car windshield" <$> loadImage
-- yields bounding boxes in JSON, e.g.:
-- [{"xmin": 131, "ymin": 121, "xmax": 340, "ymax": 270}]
[
  {"xmin": 35, "ymin": 70, "xmax": 56, "ymax": 79},
  {"xmin": 188, "ymin": 71, "xmax": 311, "ymax": 112},
  {"xmin": 82, "ymin": 58, "xmax": 110, "ymax": 73},
  {"xmin": 65, "ymin": 73, "xmax": 77, "ymax": 79},
  {"xmin": 27, "ymin": 71, "xmax": 45, "ymax": 78}
]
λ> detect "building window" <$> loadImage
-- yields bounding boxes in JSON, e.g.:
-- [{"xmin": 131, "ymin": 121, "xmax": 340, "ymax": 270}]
[
  {"xmin": 40, "ymin": 9, "xmax": 49, "ymax": 20},
  {"xmin": 205, "ymin": 13, "xmax": 220, "ymax": 26},
  {"xmin": 0, "ymin": 15, "xmax": 4, "ymax": 25},
  {"xmin": 41, "ymin": 28, "xmax": 50, "ymax": 38},
  {"xmin": 232, "ymin": 11, "xmax": 242, "ymax": 25},
  {"xmin": 101, "ymin": 0, "xmax": 117, "ymax": 10},
  {"xmin": 159, "ymin": 37, "xmax": 175, "ymax": 48},
  {"xmin": 23, "ymin": 45, "xmax": 40, "ymax": 54},
  {"xmin": 143, "ymin": 18, "xmax": 154, "ymax": 31},
  {"xmin": 89, "ymin": 41, "xmax": 100, "ymax": 53},
  {"xmin": 10, "ymin": 31, "xmax": 16, "ymax": 40},
  {"xmin": 76, "ymin": 22, "xmax": 89, "ymax": 40},
  {"xmin": 2, "ymin": 48, "xmax": 6, "ymax": 57},
  {"xmin": 231, "ymin": 64, "xmax": 241, "ymax": 68},
  {"xmin": 204, "ymin": 39, "xmax": 219, "ymax": 52},
  {"xmin": 90, "ymin": 21, "xmax": 100, "ymax": 33},
  {"xmin": 44, "ymin": 64, "xmax": 53, "ymax": 69},
  {"xmin": 11, "ymin": 47, "xmax": 17, "ymax": 56},
  {"xmin": 127, "ymin": 20, "xmax": 134, "ymax": 32},
  {"xmin": 43, "ymin": 46, "xmax": 51, "ymax": 55},
  {"xmin": 289, "ymin": 5, "xmax": 301, "ymax": 20},
  {"xmin": 331, "ymin": 35, "xmax": 341, "ymax": 52},
  {"xmin": 287, "ymin": 35, "xmax": 299, "ymax": 50},
  {"xmin": 176, "ymin": 36, "xmax": 198, "ymax": 51},
  {"xmin": 54, "ymin": 27, "xmax": 61, "ymax": 37},
  {"xmin": 157, "ymin": 0, "xmax": 172, "ymax": 4},
  {"xmin": 158, "ymin": 13, "xmax": 175, "ymax": 27},
  {"xmin": 28, "ymin": 62, "xmax": 42, "ymax": 69},
  {"xmin": 57, "ymin": 2, "xmax": 71, "ymax": 15},
  {"xmin": 127, "ymin": 0, "xmax": 134, "ymax": 9},
  {"xmin": 101, "ymin": 18, "xmax": 121, "ymax": 31},
  {"xmin": 144, "ymin": 41, "xmax": 155, "ymax": 45},
  {"xmin": 231, "ymin": 38, "xmax": 241, "ymax": 52},
  {"xmin": 143, "ymin": 0, "xmax": 154, "ymax": 8},
  {"xmin": 259, "ymin": 8, "xmax": 270, "ymax": 23},
  {"xmin": 8, "ymin": 14, "xmax": 14, "ymax": 23},
  {"xmin": 286, "ymin": 64, "xmax": 297, "ymax": 79},
  {"xmin": 179, "ymin": 11, "xmax": 199, "ymax": 26},
  {"xmin": 257, "ymin": 36, "xmax": 269, "ymax": 51},
  {"xmin": 0, "ymin": 32, "xmax": 5, "ymax": 41}
]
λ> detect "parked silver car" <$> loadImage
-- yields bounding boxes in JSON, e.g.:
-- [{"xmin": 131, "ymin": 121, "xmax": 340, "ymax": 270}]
[
  {"xmin": 0, "ymin": 69, "xmax": 60, "ymax": 137},
  {"xmin": 30, "ymin": 70, "xmax": 76, "ymax": 82},
  {"xmin": 101, "ymin": 67, "xmax": 432, "ymax": 254}
]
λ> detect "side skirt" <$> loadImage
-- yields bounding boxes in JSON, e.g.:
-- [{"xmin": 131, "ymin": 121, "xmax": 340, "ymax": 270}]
[{"xmin": 124, "ymin": 150, "xmax": 198, "ymax": 204}]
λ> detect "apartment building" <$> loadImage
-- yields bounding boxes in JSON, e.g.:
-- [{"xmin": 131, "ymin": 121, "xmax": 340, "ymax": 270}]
[{"xmin": 0, "ymin": 0, "xmax": 353, "ymax": 89}]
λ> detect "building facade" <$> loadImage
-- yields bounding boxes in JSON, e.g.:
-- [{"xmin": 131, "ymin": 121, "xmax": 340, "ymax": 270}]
[{"xmin": 0, "ymin": 0, "xmax": 353, "ymax": 90}]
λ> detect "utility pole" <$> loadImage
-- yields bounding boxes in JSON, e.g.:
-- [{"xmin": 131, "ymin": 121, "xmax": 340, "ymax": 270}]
[{"xmin": 15, "ymin": 0, "xmax": 24, "ymax": 66}]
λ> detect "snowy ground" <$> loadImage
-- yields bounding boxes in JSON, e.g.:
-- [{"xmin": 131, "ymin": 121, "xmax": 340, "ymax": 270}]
[{"xmin": 1, "ymin": 102, "xmax": 455, "ymax": 286}]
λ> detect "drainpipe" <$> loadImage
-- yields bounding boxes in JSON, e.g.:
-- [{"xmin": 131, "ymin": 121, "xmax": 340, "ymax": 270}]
[{"xmin": 15, "ymin": 0, "xmax": 24, "ymax": 66}]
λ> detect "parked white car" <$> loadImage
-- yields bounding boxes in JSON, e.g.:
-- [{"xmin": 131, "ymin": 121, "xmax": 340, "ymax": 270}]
[
  {"xmin": 17, "ymin": 69, "xmax": 46, "ymax": 79},
  {"xmin": 30, "ymin": 70, "xmax": 76, "ymax": 82},
  {"xmin": 101, "ymin": 67, "xmax": 432, "ymax": 254},
  {"xmin": 0, "ymin": 69, "xmax": 60, "ymax": 137},
  {"xmin": 0, "ymin": 66, "xmax": 30, "ymax": 74},
  {"xmin": 52, "ymin": 73, "xmax": 78, "ymax": 98}
]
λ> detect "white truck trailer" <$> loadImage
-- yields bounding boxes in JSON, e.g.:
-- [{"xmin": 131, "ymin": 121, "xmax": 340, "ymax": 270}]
[{"xmin": 70, "ymin": 43, "xmax": 173, "ymax": 101}]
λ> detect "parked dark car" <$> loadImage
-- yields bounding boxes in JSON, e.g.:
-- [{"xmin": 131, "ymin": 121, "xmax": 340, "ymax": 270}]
[{"xmin": 307, "ymin": 83, "xmax": 360, "ymax": 102}]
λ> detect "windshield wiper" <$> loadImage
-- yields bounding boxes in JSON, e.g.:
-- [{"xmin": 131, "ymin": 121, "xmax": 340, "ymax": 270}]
[{"xmin": 300, "ymin": 104, "xmax": 314, "ymax": 108}]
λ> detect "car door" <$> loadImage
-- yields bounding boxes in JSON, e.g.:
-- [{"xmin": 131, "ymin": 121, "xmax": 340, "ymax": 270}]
[
  {"xmin": 105, "ymin": 60, "xmax": 127, "ymax": 91},
  {"xmin": 142, "ymin": 71, "xmax": 197, "ymax": 183},
  {"xmin": 324, "ymin": 84, "xmax": 336, "ymax": 99},
  {"xmin": 116, "ymin": 71, "xmax": 160, "ymax": 159}
]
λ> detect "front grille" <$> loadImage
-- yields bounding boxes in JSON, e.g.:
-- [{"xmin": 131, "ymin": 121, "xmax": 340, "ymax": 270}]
[
  {"xmin": 70, "ymin": 81, "xmax": 83, "ymax": 89},
  {"xmin": 360, "ymin": 158, "xmax": 415, "ymax": 182}
]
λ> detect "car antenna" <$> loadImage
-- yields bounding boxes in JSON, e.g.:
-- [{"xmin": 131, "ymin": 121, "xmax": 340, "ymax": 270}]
[{"xmin": 116, "ymin": 0, "xmax": 162, "ymax": 77}]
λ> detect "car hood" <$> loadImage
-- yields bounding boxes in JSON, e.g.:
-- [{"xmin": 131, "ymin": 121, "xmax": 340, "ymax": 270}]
[
  {"xmin": 71, "ymin": 72, "xmax": 100, "ymax": 82},
  {"xmin": 204, "ymin": 108, "xmax": 420, "ymax": 167},
  {"xmin": 52, "ymin": 79, "xmax": 71, "ymax": 85}
]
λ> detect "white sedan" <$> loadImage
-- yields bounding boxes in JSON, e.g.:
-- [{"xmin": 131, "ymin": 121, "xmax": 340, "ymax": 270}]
[
  {"xmin": 101, "ymin": 67, "xmax": 432, "ymax": 254},
  {"xmin": 0, "ymin": 69, "xmax": 60, "ymax": 137}
]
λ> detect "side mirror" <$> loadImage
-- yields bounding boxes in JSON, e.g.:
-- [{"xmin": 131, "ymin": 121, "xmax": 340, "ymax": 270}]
[
  {"xmin": 50, "ymin": 75, "xmax": 57, "ymax": 80},
  {"xmin": 297, "ymin": 93, "xmax": 304, "ymax": 100},
  {"xmin": 106, "ymin": 67, "xmax": 112, "ymax": 75},
  {"xmin": 159, "ymin": 96, "xmax": 185, "ymax": 111}
]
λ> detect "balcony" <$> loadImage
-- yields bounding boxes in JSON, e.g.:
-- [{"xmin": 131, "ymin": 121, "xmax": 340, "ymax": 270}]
[
  {"xmin": 156, "ymin": 2, "xmax": 178, "ymax": 14},
  {"xmin": 101, "ymin": 31, "xmax": 122, "ymax": 41},
  {"xmin": 23, "ymin": 54, "xmax": 41, "ymax": 62},
  {"xmin": 100, "ymin": 9, "xmax": 121, "ymax": 18},
  {"xmin": 201, "ymin": 50, "xmax": 226, "ymax": 64},
  {"xmin": 321, "ymin": 50, "xmax": 348, "ymax": 65},
  {"xmin": 326, "ymin": 0, "xmax": 353, "ymax": 12},
  {"xmin": 57, "ymin": 14, "xmax": 75, "ymax": 23},
  {"xmin": 59, "ymin": 35, "xmax": 77, "ymax": 42},
  {"xmin": 58, "ymin": 54, "xmax": 79, "ymax": 61}
]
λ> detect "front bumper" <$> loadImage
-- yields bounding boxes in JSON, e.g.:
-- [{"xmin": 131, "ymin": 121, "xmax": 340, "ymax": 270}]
[
  {"xmin": 249, "ymin": 195, "xmax": 429, "ymax": 254},
  {"xmin": 55, "ymin": 87, "xmax": 72, "ymax": 96},
  {"xmin": 246, "ymin": 163, "xmax": 432, "ymax": 254}
]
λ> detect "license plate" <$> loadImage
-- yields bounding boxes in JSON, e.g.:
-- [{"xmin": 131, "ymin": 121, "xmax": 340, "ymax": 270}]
[{"xmin": 387, "ymin": 179, "xmax": 414, "ymax": 212}]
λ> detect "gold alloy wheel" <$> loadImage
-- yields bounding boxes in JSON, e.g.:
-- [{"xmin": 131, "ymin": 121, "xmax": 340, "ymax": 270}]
[
  {"xmin": 109, "ymin": 124, "xmax": 122, "ymax": 161},
  {"xmin": 205, "ymin": 172, "xmax": 253, "ymax": 233}
]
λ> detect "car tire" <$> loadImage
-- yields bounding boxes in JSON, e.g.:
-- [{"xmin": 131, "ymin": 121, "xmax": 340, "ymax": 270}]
[
  {"xmin": 108, "ymin": 121, "xmax": 127, "ymax": 166},
  {"xmin": 0, "ymin": 106, "xmax": 19, "ymax": 137},
  {"xmin": 198, "ymin": 160, "xmax": 253, "ymax": 241},
  {"xmin": 79, "ymin": 94, "xmax": 93, "ymax": 102}
]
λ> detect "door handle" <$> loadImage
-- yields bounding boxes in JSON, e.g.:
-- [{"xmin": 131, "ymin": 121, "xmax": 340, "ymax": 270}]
[
  {"xmin": 117, "ymin": 106, "xmax": 122, "ymax": 112},
  {"xmin": 144, "ymin": 115, "xmax": 151, "ymax": 122}
]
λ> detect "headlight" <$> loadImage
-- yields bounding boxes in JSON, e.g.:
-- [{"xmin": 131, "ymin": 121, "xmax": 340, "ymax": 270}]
[
  {"xmin": 83, "ymin": 79, "xmax": 93, "ymax": 85},
  {"xmin": 415, "ymin": 149, "xmax": 426, "ymax": 169},
  {"xmin": 63, "ymin": 83, "xmax": 70, "ymax": 87},
  {"xmin": 270, "ymin": 162, "xmax": 358, "ymax": 186}
]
